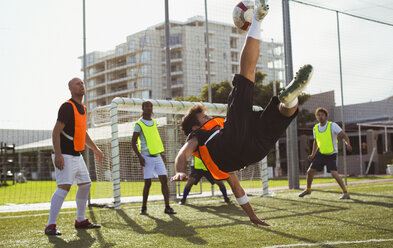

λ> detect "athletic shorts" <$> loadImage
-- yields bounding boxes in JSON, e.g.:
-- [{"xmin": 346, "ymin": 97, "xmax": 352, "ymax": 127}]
[
  {"xmin": 208, "ymin": 74, "xmax": 298, "ymax": 172},
  {"xmin": 310, "ymin": 152, "xmax": 338, "ymax": 172},
  {"xmin": 189, "ymin": 166, "xmax": 215, "ymax": 185},
  {"xmin": 142, "ymin": 154, "xmax": 167, "ymax": 179},
  {"xmin": 52, "ymin": 154, "xmax": 91, "ymax": 185}
]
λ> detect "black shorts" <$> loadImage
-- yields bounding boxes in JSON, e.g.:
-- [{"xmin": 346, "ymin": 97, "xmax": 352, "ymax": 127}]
[
  {"xmin": 310, "ymin": 152, "xmax": 338, "ymax": 172},
  {"xmin": 208, "ymin": 74, "xmax": 298, "ymax": 172},
  {"xmin": 189, "ymin": 166, "xmax": 215, "ymax": 185}
]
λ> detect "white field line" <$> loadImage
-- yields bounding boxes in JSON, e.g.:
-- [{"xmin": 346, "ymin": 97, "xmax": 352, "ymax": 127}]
[{"xmin": 262, "ymin": 238, "xmax": 393, "ymax": 248}]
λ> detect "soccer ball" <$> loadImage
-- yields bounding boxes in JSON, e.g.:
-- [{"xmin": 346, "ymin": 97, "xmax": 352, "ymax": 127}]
[{"xmin": 232, "ymin": 0, "xmax": 254, "ymax": 31}]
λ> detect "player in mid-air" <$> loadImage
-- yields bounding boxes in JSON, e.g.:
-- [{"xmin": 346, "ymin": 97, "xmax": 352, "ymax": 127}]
[{"xmin": 171, "ymin": 0, "xmax": 314, "ymax": 226}]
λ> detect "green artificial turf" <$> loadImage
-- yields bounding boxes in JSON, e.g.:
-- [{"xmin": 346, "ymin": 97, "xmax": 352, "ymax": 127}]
[{"xmin": 0, "ymin": 181, "xmax": 392, "ymax": 247}]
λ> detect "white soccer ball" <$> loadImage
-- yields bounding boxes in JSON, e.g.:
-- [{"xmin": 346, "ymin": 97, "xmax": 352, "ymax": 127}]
[{"xmin": 232, "ymin": 0, "xmax": 254, "ymax": 31}]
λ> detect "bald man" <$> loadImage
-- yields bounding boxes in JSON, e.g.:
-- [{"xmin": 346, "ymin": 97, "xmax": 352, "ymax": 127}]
[{"xmin": 45, "ymin": 78, "xmax": 104, "ymax": 235}]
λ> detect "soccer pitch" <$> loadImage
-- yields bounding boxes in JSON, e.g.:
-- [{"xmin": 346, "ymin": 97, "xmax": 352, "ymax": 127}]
[{"xmin": 0, "ymin": 181, "xmax": 392, "ymax": 247}]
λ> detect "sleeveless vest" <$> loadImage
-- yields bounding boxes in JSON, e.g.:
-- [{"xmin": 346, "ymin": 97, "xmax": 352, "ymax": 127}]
[
  {"xmin": 314, "ymin": 121, "xmax": 334, "ymax": 154},
  {"xmin": 192, "ymin": 117, "xmax": 229, "ymax": 180},
  {"xmin": 135, "ymin": 118, "xmax": 164, "ymax": 155},
  {"xmin": 60, "ymin": 100, "xmax": 87, "ymax": 152}
]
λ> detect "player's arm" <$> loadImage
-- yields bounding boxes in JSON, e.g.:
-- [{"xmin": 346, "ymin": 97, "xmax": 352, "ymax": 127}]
[
  {"xmin": 131, "ymin": 131, "xmax": 145, "ymax": 167},
  {"xmin": 171, "ymin": 137, "xmax": 198, "ymax": 181},
  {"xmin": 338, "ymin": 131, "xmax": 352, "ymax": 152},
  {"xmin": 52, "ymin": 121, "xmax": 65, "ymax": 170},
  {"xmin": 226, "ymin": 172, "xmax": 269, "ymax": 226},
  {"xmin": 86, "ymin": 132, "xmax": 104, "ymax": 163}
]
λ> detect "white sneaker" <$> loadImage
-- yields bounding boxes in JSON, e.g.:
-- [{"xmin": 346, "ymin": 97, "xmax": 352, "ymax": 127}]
[{"xmin": 255, "ymin": 0, "xmax": 269, "ymax": 21}]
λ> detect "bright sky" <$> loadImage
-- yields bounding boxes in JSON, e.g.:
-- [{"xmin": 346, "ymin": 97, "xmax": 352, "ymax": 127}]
[{"xmin": 0, "ymin": 0, "xmax": 392, "ymax": 130}]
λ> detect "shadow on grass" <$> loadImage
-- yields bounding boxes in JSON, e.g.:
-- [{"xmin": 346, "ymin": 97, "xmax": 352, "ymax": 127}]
[
  {"xmin": 48, "ymin": 229, "xmax": 96, "ymax": 248},
  {"xmin": 185, "ymin": 201, "xmax": 335, "ymax": 246},
  {"xmin": 309, "ymin": 188, "xmax": 393, "ymax": 200},
  {"xmin": 147, "ymin": 213, "xmax": 208, "ymax": 245},
  {"xmin": 88, "ymin": 206, "xmax": 117, "ymax": 247},
  {"xmin": 272, "ymin": 196, "xmax": 393, "ymax": 234},
  {"xmin": 105, "ymin": 209, "xmax": 207, "ymax": 245}
]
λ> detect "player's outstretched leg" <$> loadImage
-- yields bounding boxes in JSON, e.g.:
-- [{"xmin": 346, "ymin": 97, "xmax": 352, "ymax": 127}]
[{"xmin": 279, "ymin": 64, "xmax": 314, "ymax": 106}]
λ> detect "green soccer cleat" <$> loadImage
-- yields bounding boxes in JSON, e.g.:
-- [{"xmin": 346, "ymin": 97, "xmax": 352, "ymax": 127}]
[
  {"xmin": 255, "ymin": 0, "xmax": 269, "ymax": 21},
  {"xmin": 279, "ymin": 64, "xmax": 314, "ymax": 104}
]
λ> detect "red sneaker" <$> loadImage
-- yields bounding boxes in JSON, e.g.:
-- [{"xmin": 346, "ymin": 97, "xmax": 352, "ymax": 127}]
[
  {"xmin": 74, "ymin": 219, "xmax": 101, "ymax": 229},
  {"xmin": 45, "ymin": 224, "xmax": 61, "ymax": 235}
]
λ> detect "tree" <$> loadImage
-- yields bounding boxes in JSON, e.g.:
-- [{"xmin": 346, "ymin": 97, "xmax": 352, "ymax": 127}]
[
  {"xmin": 200, "ymin": 81, "xmax": 232, "ymax": 103},
  {"xmin": 174, "ymin": 95, "xmax": 200, "ymax": 102}
]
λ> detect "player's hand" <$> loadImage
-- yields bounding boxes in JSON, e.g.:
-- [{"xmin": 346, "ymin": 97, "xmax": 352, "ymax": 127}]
[
  {"xmin": 250, "ymin": 216, "xmax": 270, "ymax": 227},
  {"xmin": 54, "ymin": 154, "xmax": 64, "ymax": 170},
  {"xmin": 94, "ymin": 148, "xmax": 104, "ymax": 163},
  {"xmin": 307, "ymin": 154, "xmax": 314, "ymax": 162},
  {"xmin": 138, "ymin": 156, "xmax": 146, "ymax": 167},
  {"xmin": 170, "ymin": 172, "xmax": 188, "ymax": 182},
  {"xmin": 346, "ymin": 144, "xmax": 352, "ymax": 152}
]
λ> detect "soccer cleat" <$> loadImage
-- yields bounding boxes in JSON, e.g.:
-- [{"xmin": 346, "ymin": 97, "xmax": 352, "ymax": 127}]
[
  {"xmin": 254, "ymin": 0, "xmax": 269, "ymax": 21},
  {"xmin": 279, "ymin": 64, "xmax": 314, "ymax": 104},
  {"xmin": 298, "ymin": 190, "xmax": 311, "ymax": 197},
  {"xmin": 74, "ymin": 219, "xmax": 101, "ymax": 229},
  {"xmin": 179, "ymin": 200, "xmax": 186, "ymax": 205},
  {"xmin": 224, "ymin": 197, "xmax": 232, "ymax": 204},
  {"xmin": 45, "ymin": 224, "xmax": 61, "ymax": 236},
  {"xmin": 164, "ymin": 206, "xmax": 177, "ymax": 214},
  {"xmin": 339, "ymin": 193, "xmax": 350, "ymax": 200},
  {"xmin": 140, "ymin": 206, "xmax": 147, "ymax": 215}
]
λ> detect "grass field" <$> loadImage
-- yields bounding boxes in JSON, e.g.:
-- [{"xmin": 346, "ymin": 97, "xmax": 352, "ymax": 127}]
[
  {"xmin": 0, "ymin": 181, "xmax": 392, "ymax": 247},
  {"xmin": 0, "ymin": 176, "xmax": 391, "ymax": 205}
]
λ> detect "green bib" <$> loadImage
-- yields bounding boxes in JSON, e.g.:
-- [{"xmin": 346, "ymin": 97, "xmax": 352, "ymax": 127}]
[
  {"xmin": 314, "ymin": 121, "xmax": 334, "ymax": 154},
  {"xmin": 194, "ymin": 156, "xmax": 207, "ymax": 171},
  {"xmin": 135, "ymin": 119, "xmax": 164, "ymax": 155}
]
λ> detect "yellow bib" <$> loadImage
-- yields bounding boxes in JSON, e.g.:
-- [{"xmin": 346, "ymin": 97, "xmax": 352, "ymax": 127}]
[{"xmin": 135, "ymin": 119, "xmax": 164, "ymax": 155}]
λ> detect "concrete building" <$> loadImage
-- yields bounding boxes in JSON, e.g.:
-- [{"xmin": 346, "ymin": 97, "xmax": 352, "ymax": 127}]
[{"xmin": 81, "ymin": 16, "xmax": 285, "ymax": 112}]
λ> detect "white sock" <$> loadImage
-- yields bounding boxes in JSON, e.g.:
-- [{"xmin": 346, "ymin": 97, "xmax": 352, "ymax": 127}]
[
  {"xmin": 283, "ymin": 97, "xmax": 298, "ymax": 108},
  {"xmin": 76, "ymin": 183, "xmax": 91, "ymax": 222},
  {"xmin": 47, "ymin": 188, "xmax": 68, "ymax": 225},
  {"xmin": 247, "ymin": 15, "xmax": 261, "ymax": 40}
]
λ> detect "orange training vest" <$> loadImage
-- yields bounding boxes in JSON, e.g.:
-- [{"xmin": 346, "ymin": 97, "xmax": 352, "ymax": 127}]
[
  {"xmin": 64, "ymin": 100, "xmax": 87, "ymax": 152},
  {"xmin": 192, "ymin": 117, "xmax": 229, "ymax": 180}
]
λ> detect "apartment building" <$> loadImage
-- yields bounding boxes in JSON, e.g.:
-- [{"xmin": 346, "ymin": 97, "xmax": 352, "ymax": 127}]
[{"xmin": 81, "ymin": 16, "xmax": 285, "ymax": 111}]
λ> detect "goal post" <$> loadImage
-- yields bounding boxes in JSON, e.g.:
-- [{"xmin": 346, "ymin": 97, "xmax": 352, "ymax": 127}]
[{"xmin": 91, "ymin": 97, "xmax": 271, "ymax": 209}]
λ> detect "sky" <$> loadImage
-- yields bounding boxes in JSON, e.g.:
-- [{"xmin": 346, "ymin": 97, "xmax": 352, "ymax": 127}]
[{"xmin": 0, "ymin": 0, "xmax": 392, "ymax": 130}]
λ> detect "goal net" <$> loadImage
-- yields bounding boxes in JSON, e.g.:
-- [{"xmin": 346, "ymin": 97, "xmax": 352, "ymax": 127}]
[{"xmin": 89, "ymin": 97, "xmax": 270, "ymax": 209}]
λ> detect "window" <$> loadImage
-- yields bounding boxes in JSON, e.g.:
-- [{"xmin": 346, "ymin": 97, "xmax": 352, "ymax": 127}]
[
  {"xmin": 141, "ymin": 78, "xmax": 152, "ymax": 88},
  {"xmin": 170, "ymin": 34, "xmax": 181, "ymax": 46},
  {"xmin": 128, "ymin": 81, "xmax": 137, "ymax": 89},
  {"xmin": 116, "ymin": 47, "xmax": 124, "ymax": 55},
  {"xmin": 140, "ymin": 36, "xmax": 149, "ymax": 47},
  {"xmin": 88, "ymin": 91, "xmax": 96, "ymax": 98},
  {"xmin": 89, "ymin": 102, "xmax": 96, "ymax": 109},
  {"xmin": 141, "ymin": 90, "xmax": 150, "ymax": 98},
  {"xmin": 221, "ymin": 39, "xmax": 227, "ymax": 47},
  {"xmin": 195, "ymin": 36, "xmax": 200, "ymax": 43},
  {"xmin": 141, "ymin": 65, "xmax": 152, "ymax": 75},
  {"xmin": 88, "ymin": 68, "xmax": 95, "ymax": 76},
  {"xmin": 128, "ymin": 40, "xmax": 136, "ymax": 51},
  {"xmin": 140, "ymin": 51, "xmax": 150, "ymax": 63},
  {"xmin": 129, "ymin": 55, "xmax": 136, "ymax": 64}
]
